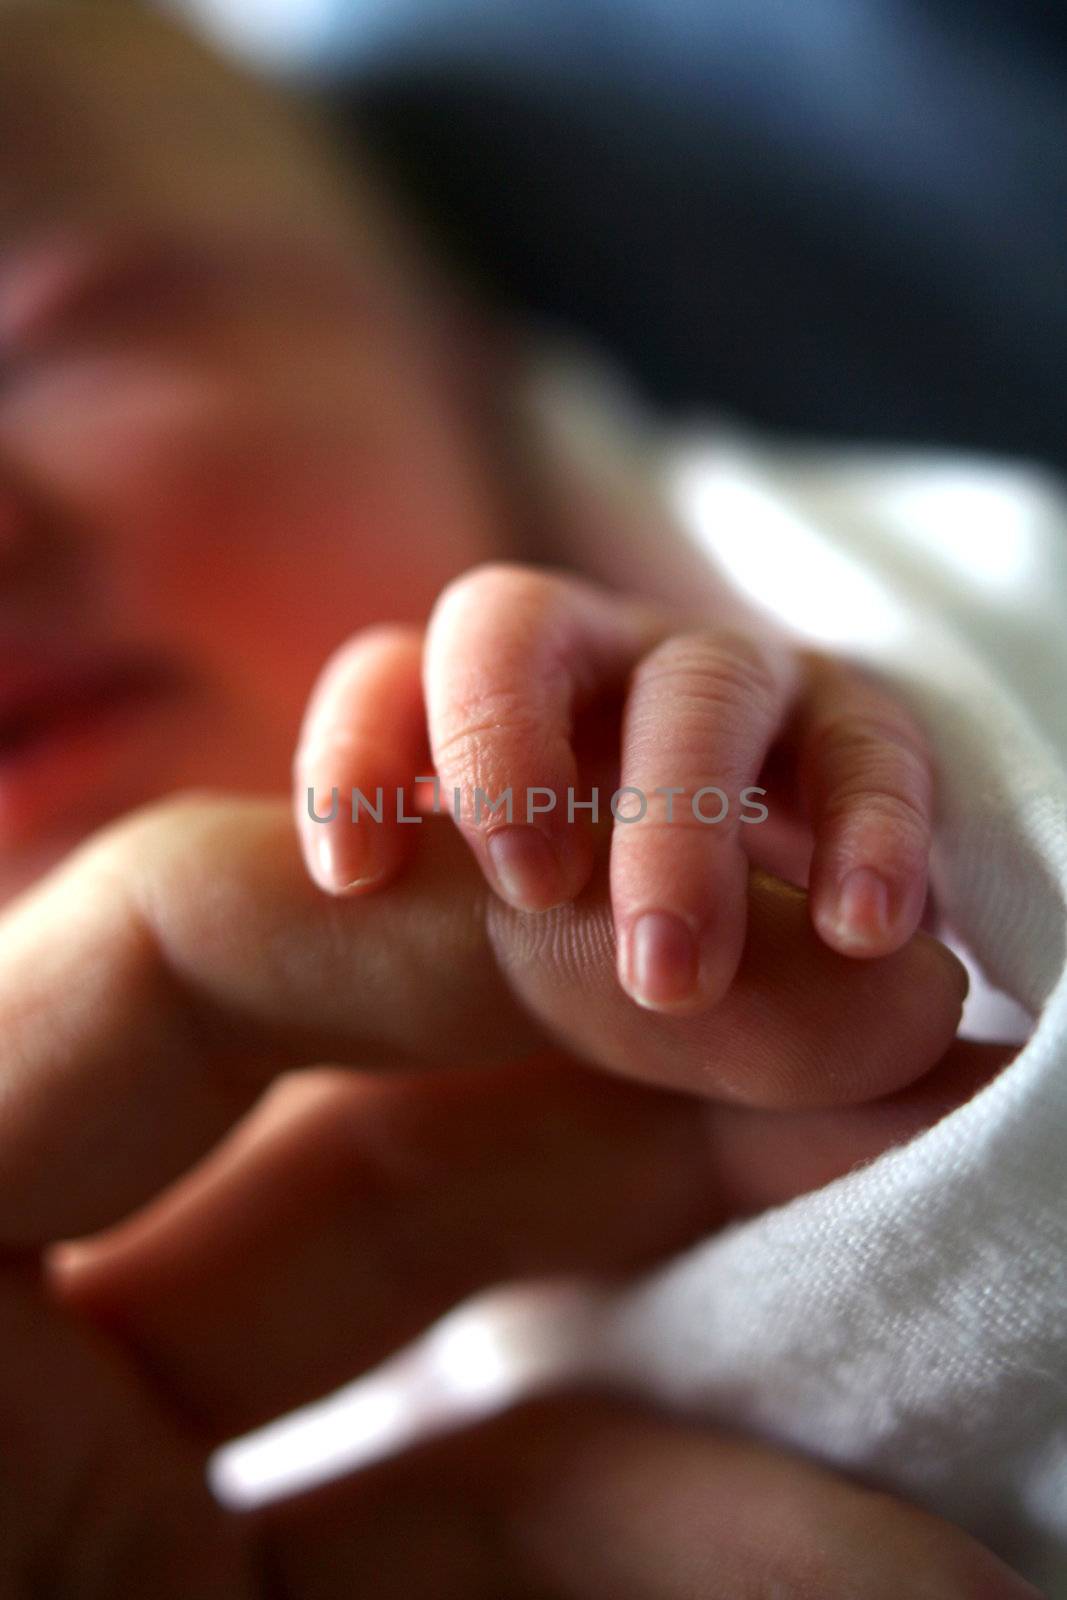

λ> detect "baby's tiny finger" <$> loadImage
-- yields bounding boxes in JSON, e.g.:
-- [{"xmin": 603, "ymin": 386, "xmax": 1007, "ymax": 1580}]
[
  {"xmin": 801, "ymin": 660, "xmax": 933, "ymax": 957},
  {"xmin": 613, "ymin": 630, "xmax": 797, "ymax": 1011},
  {"xmin": 293, "ymin": 626, "xmax": 427, "ymax": 895},
  {"xmin": 424, "ymin": 563, "xmax": 662, "ymax": 912}
]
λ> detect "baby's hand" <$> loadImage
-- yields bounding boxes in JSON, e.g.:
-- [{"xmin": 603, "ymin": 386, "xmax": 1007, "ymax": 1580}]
[{"xmin": 294, "ymin": 564, "xmax": 935, "ymax": 1013}]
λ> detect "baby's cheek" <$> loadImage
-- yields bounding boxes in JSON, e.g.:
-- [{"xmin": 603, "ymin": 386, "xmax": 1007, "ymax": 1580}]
[{"xmin": 109, "ymin": 436, "xmax": 486, "ymax": 740}]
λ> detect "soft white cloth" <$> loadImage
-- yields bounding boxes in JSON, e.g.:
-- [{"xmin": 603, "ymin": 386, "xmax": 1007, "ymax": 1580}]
[{"xmin": 519, "ymin": 354, "xmax": 1067, "ymax": 1590}]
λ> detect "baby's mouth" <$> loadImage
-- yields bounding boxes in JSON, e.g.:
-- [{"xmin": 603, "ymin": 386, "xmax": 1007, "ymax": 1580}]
[
  {"xmin": 0, "ymin": 650, "xmax": 183, "ymax": 764},
  {"xmin": 0, "ymin": 662, "xmax": 167, "ymax": 761}
]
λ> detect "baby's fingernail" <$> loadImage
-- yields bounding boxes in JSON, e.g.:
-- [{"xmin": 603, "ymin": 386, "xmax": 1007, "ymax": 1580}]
[
  {"xmin": 622, "ymin": 911, "xmax": 700, "ymax": 1009},
  {"xmin": 300, "ymin": 786, "xmax": 385, "ymax": 894},
  {"xmin": 827, "ymin": 866, "xmax": 892, "ymax": 950},
  {"xmin": 486, "ymin": 826, "xmax": 566, "ymax": 910}
]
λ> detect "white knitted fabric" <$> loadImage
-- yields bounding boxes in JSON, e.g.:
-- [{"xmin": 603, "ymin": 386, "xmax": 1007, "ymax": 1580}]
[{"xmin": 524, "ymin": 360, "xmax": 1067, "ymax": 1590}]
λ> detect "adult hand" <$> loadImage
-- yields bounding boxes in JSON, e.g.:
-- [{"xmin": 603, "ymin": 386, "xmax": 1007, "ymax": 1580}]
[{"xmin": 0, "ymin": 795, "xmax": 1032, "ymax": 1596}]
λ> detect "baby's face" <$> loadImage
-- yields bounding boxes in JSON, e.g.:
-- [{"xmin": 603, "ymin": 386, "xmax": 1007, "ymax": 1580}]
[{"xmin": 0, "ymin": 230, "xmax": 501, "ymax": 903}]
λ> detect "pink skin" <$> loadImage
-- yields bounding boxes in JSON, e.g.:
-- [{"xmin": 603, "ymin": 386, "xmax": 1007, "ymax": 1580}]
[{"xmin": 295, "ymin": 565, "xmax": 935, "ymax": 1013}]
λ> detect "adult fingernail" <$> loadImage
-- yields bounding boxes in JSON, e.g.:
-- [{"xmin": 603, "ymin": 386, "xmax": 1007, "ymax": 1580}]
[
  {"xmin": 486, "ymin": 826, "xmax": 567, "ymax": 910},
  {"xmin": 622, "ymin": 910, "xmax": 700, "ymax": 1008}
]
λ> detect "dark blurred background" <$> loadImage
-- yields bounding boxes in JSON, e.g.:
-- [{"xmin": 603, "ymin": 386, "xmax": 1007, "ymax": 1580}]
[{"xmin": 184, "ymin": 0, "xmax": 1067, "ymax": 470}]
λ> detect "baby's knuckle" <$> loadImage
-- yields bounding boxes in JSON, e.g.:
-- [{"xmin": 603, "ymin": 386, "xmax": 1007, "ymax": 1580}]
[
  {"xmin": 638, "ymin": 667, "xmax": 771, "ymax": 732},
  {"xmin": 645, "ymin": 632, "xmax": 780, "ymax": 717},
  {"xmin": 822, "ymin": 730, "xmax": 933, "ymax": 809},
  {"xmin": 613, "ymin": 808, "xmax": 732, "ymax": 840},
  {"xmin": 823, "ymin": 782, "xmax": 931, "ymax": 842},
  {"xmin": 809, "ymin": 708, "xmax": 929, "ymax": 772}
]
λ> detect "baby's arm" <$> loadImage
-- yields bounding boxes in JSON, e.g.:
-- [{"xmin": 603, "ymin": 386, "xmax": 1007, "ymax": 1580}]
[{"xmin": 294, "ymin": 564, "xmax": 936, "ymax": 1015}]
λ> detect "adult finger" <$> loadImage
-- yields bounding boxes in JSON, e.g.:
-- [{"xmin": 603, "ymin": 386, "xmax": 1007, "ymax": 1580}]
[
  {"xmin": 493, "ymin": 851, "xmax": 967, "ymax": 1109},
  {"xmin": 0, "ymin": 796, "xmax": 967, "ymax": 1246}
]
